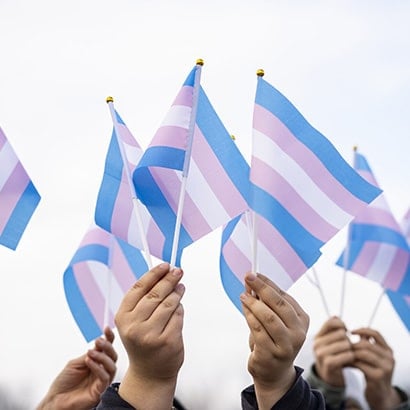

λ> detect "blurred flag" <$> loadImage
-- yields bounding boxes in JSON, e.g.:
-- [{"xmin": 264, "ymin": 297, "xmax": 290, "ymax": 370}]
[
  {"xmin": 0, "ymin": 127, "xmax": 41, "ymax": 250},
  {"xmin": 386, "ymin": 208, "xmax": 410, "ymax": 332},
  {"xmin": 336, "ymin": 152, "xmax": 410, "ymax": 294},
  {"xmin": 221, "ymin": 73, "xmax": 382, "ymax": 312},
  {"xmin": 134, "ymin": 61, "xmax": 250, "ymax": 265},
  {"xmin": 63, "ymin": 225, "xmax": 148, "ymax": 342},
  {"xmin": 94, "ymin": 101, "xmax": 164, "ymax": 264}
]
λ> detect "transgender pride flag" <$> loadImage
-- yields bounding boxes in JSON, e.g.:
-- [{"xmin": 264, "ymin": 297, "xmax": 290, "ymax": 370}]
[
  {"xmin": 220, "ymin": 73, "xmax": 382, "ymax": 312},
  {"xmin": 63, "ymin": 225, "xmax": 148, "ymax": 342},
  {"xmin": 95, "ymin": 101, "xmax": 164, "ymax": 265},
  {"xmin": 336, "ymin": 152, "xmax": 410, "ymax": 294},
  {"xmin": 0, "ymin": 127, "xmax": 41, "ymax": 250},
  {"xmin": 386, "ymin": 209, "xmax": 410, "ymax": 332},
  {"xmin": 134, "ymin": 61, "xmax": 250, "ymax": 265}
]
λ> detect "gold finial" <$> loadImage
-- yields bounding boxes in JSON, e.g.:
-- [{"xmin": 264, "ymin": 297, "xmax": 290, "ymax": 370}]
[
  {"xmin": 106, "ymin": 96, "xmax": 114, "ymax": 103},
  {"xmin": 230, "ymin": 134, "xmax": 236, "ymax": 141},
  {"xmin": 256, "ymin": 69, "xmax": 264, "ymax": 77},
  {"xmin": 196, "ymin": 58, "xmax": 204, "ymax": 66},
  {"xmin": 353, "ymin": 145, "xmax": 358, "ymax": 151}
]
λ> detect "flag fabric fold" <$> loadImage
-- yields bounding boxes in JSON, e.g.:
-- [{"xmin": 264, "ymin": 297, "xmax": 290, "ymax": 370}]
[
  {"xmin": 0, "ymin": 127, "xmax": 41, "ymax": 250},
  {"xmin": 133, "ymin": 63, "xmax": 250, "ymax": 264},
  {"xmin": 220, "ymin": 75, "xmax": 382, "ymax": 312},
  {"xmin": 94, "ymin": 104, "xmax": 165, "ymax": 263},
  {"xmin": 336, "ymin": 152, "xmax": 410, "ymax": 295},
  {"xmin": 63, "ymin": 225, "xmax": 148, "ymax": 342}
]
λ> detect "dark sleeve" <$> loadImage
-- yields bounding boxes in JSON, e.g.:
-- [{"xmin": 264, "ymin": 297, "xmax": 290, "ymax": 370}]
[
  {"xmin": 241, "ymin": 366, "xmax": 326, "ymax": 410},
  {"xmin": 93, "ymin": 383, "xmax": 187, "ymax": 410}
]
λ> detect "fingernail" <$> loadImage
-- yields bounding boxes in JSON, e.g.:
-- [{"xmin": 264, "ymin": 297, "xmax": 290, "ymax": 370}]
[
  {"xmin": 159, "ymin": 262, "xmax": 169, "ymax": 270},
  {"xmin": 176, "ymin": 283, "xmax": 185, "ymax": 294},
  {"xmin": 240, "ymin": 292, "xmax": 248, "ymax": 301},
  {"xmin": 246, "ymin": 272, "xmax": 257, "ymax": 281},
  {"xmin": 172, "ymin": 267, "xmax": 183, "ymax": 277}
]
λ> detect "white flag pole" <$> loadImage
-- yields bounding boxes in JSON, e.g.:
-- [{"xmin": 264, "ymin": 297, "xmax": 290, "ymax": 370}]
[
  {"xmin": 367, "ymin": 287, "xmax": 385, "ymax": 327},
  {"xmin": 169, "ymin": 59, "xmax": 203, "ymax": 267},
  {"xmin": 309, "ymin": 266, "xmax": 331, "ymax": 317},
  {"xmin": 106, "ymin": 97, "xmax": 153, "ymax": 268}
]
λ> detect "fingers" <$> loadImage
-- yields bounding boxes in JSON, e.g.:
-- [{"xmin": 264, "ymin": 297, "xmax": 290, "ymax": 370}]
[
  {"xmin": 118, "ymin": 263, "xmax": 173, "ymax": 313},
  {"xmin": 316, "ymin": 316, "xmax": 346, "ymax": 337},
  {"xmin": 95, "ymin": 334, "xmax": 118, "ymax": 364},
  {"xmin": 87, "ymin": 348, "xmax": 117, "ymax": 382},
  {"xmin": 243, "ymin": 272, "xmax": 309, "ymax": 330},
  {"xmin": 351, "ymin": 327, "xmax": 388, "ymax": 348},
  {"xmin": 103, "ymin": 326, "xmax": 115, "ymax": 344}
]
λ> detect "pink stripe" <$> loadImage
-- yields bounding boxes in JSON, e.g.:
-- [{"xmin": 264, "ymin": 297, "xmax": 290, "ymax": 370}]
[
  {"xmin": 253, "ymin": 105, "xmax": 367, "ymax": 215},
  {"xmin": 251, "ymin": 157, "xmax": 338, "ymax": 242},
  {"xmin": 117, "ymin": 123, "xmax": 142, "ymax": 149},
  {"xmin": 354, "ymin": 207, "xmax": 402, "ymax": 231},
  {"xmin": 172, "ymin": 85, "xmax": 193, "ymax": 107},
  {"xmin": 111, "ymin": 240, "xmax": 139, "ymax": 292},
  {"xmin": 357, "ymin": 170, "xmax": 378, "ymax": 187},
  {"xmin": 223, "ymin": 239, "xmax": 251, "ymax": 284},
  {"xmin": 150, "ymin": 125, "xmax": 188, "ymax": 150},
  {"xmin": 351, "ymin": 242, "xmax": 379, "ymax": 277},
  {"xmin": 80, "ymin": 227, "xmax": 110, "ymax": 247},
  {"xmin": 382, "ymin": 249, "xmax": 409, "ymax": 291},
  {"xmin": 73, "ymin": 262, "xmax": 105, "ymax": 330},
  {"xmin": 146, "ymin": 219, "xmax": 166, "ymax": 260},
  {"xmin": 191, "ymin": 126, "xmax": 249, "ymax": 218},
  {"xmin": 0, "ymin": 128, "xmax": 7, "ymax": 148},
  {"xmin": 111, "ymin": 176, "xmax": 134, "ymax": 243},
  {"xmin": 257, "ymin": 215, "xmax": 307, "ymax": 280},
  {"xmin": 0, "ymin": 163, "xmax": 30, "ymax": 232},
  {"xmin": 150, "ymin": 168, "xmax": 213, "ymax": 240}
]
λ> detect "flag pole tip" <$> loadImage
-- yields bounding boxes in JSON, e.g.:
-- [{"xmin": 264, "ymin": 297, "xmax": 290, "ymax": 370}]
[
  {"xmin": 353, "ymin": 145, "xmax": 358, "ymax": 151},
  {"xmin": 256, "ymin": 69, "xmax": 265, "ymax": 77},
  {"xmin": 230, "ymin": 134, "xmax": 236, "ymax": 141},
  {"xmin": 106, "ymin": 96, "xmax": 114, "ymax": 103},
  {"xmin": 196, "ymin": 58, "xmax": 204, "ymax": 66}
]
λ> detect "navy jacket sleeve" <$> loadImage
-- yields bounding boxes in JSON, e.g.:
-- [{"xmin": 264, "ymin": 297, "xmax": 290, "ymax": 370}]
[{"xmin": 241, "ymin": 367, "xmax": 325, "ymax": 410}]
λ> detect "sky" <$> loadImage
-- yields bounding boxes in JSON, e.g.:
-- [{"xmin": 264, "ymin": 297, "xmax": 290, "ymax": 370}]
[{"xmin": 1, "ymin": 1, "xmax": 409, "ymax": 408}]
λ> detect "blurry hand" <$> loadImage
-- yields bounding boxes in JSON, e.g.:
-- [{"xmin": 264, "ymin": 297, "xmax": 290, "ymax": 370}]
[{"xmin": 313, "ymin": 316, "xmax": 354, "ymax": 387}]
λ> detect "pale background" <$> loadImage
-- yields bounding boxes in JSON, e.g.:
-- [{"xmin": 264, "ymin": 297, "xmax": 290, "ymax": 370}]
[{"xmin": 0, "ymin": 1, "xmax": 409, "ymax": 408}]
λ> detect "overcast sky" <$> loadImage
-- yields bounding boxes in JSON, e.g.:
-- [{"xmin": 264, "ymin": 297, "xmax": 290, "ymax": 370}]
[{"xmin": 1, "ymin": 1, "xmax": 409, "ymax": 408}]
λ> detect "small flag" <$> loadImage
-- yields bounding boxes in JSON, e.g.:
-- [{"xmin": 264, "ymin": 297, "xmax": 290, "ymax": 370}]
[
  {"xmin": 134, "ymin": 62, "xmax": 250, "ymax": 265},
  {"xmin": 220, "ymin": 74, "xmax": 382, "ymax": 312},
  {"xmin": 336, "ymin": 152, "xmax": 410, "ymax": 294},
  {"xmin": 0, "ymin": 127, "xmax": 41, "ymax": 250},
  {"xmin": 63, "ymin": 225, "xmax": 148, "ymax": 342},
  {"xmin": 94, "ymin": 103, "xmax": 165, "ymax": 263}
]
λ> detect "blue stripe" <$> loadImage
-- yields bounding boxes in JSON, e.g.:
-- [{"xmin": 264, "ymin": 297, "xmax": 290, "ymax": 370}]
[
  {"xmin": 183, "ymin": 66, "xmax": 197, "ymax": 87},
  {"xmin": 354, "ymin": 153, "xmax": 372, "ymax": 172},
  {"xmin": 63, "ymin": 267, "xmax": 102, "ymax": 342},
  {"xmin": 95, "ymin": 133, "xmax": 123, "ymax": 231},
  {"xmin": 395, "ymin": 263, "xmax": 410, "ymax": 295},
  {"xmin": 114, "ymin": 110, "xmax": 126, "ymax": 125},
  {"xmin": 133, "ymin": 167, "xmax": 187, "ymax": 265},
  {"xmin": 335, "ymin": 241, "xmax": 365, "ymax": 269},
  {"xmin": 70, "ymin": 244, "xmax": 109, "ymax": 265},
  {"xmin": 117, "ymin": 237, "xmax": 149, "ymax": 276},
  {"xmin": 255, "ymin": 77, "xmax": 382, "ymax": 204},
  {"xmin": 386, "ymin": 289, "xmax": 410, "ymax": 332},
  {"xmin": 196, "ymin": 88, "xmax": 250, "ymax": 202},
  {"xmin": 251, "ymin": 184, "xmax": 323, "ymax": 266},
  {"xmin": 351, "ymin": 224, "xmax": 410, "ymax": 250},
  {"xmin": 0, "ymin": 181, "xmax": 40, "ymax": 250},
  {"xmin": 137, "ymin": 146, "xmax": 185, "ymax": 171}
]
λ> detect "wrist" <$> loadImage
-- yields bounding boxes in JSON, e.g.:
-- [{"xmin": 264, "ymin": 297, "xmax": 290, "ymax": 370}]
[{"xmin": 118, "ymin": 369, "xmax": 177, "ymax": 410}]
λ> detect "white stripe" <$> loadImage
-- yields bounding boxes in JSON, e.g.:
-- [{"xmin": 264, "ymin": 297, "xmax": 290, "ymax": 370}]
[
  {"xmin": 123, "ymin": 141, "xmax": 143, "ymax": 166},
  {"xmin": 369, "ymin": 194, "xmax": 389, "ymax": 211},
  {"xmin": 161, "ymin": 105, "xmax": 191, "ymax": 129},
  {"xmin": 252, "ymin": 129, "xmax": 352, "ymax": 229},
  {"xmin": 185, "ymin": 158, "xmax": 231, "ymax": 229},
  {"xmin": 229, "ymin": 217, "xmax": 253, "ymax": 262},
  {"xmin": 257, "ymin": 237, "xmax": 294, "ymax": 290},
  {"xmin": 0, "ymin": 141, "xmax": 18, "ymax": 191},
  {"xmin": 88, "ymin": 260, "xmax": 125, "ymax": 318},
  {"xmin": 366, "ymin": 243, "xmax": 396, "ymax": 283}
]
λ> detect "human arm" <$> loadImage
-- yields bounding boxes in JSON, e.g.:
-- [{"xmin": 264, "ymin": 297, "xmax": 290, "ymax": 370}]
[
  {"xmin": 240, "ymin": 271, "xmax": 323, "ymax": 410},
  {"xmin": 36, "ymin": 327, "xmax": 117, "ymax": 410},
  {"xmin": 351, "ymin": 327, "xmax": 409, "ymax": 410},
  {"xmin": 114, "ymin": 262, "xmax": 185, "ymax": 410}
]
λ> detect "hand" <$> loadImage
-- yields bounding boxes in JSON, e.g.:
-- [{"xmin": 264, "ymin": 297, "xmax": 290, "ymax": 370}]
[
  {"xmin": 313, "ymin": 316, "xmax": 354, "ymax": 387},
  {"xmin": 37, "ymin": 327, "xmax": 117, "ymax": 410},
  {"xmin": 115, "ymin": 263, "xmax": 185, "ymax": 410},
  {"xmin": 240, "ymin": 272, "xmax": 310, "ymax": 410},
  {"xmin": 351, "ymin": 327, "xmax": 402, "ymax": 410}
]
